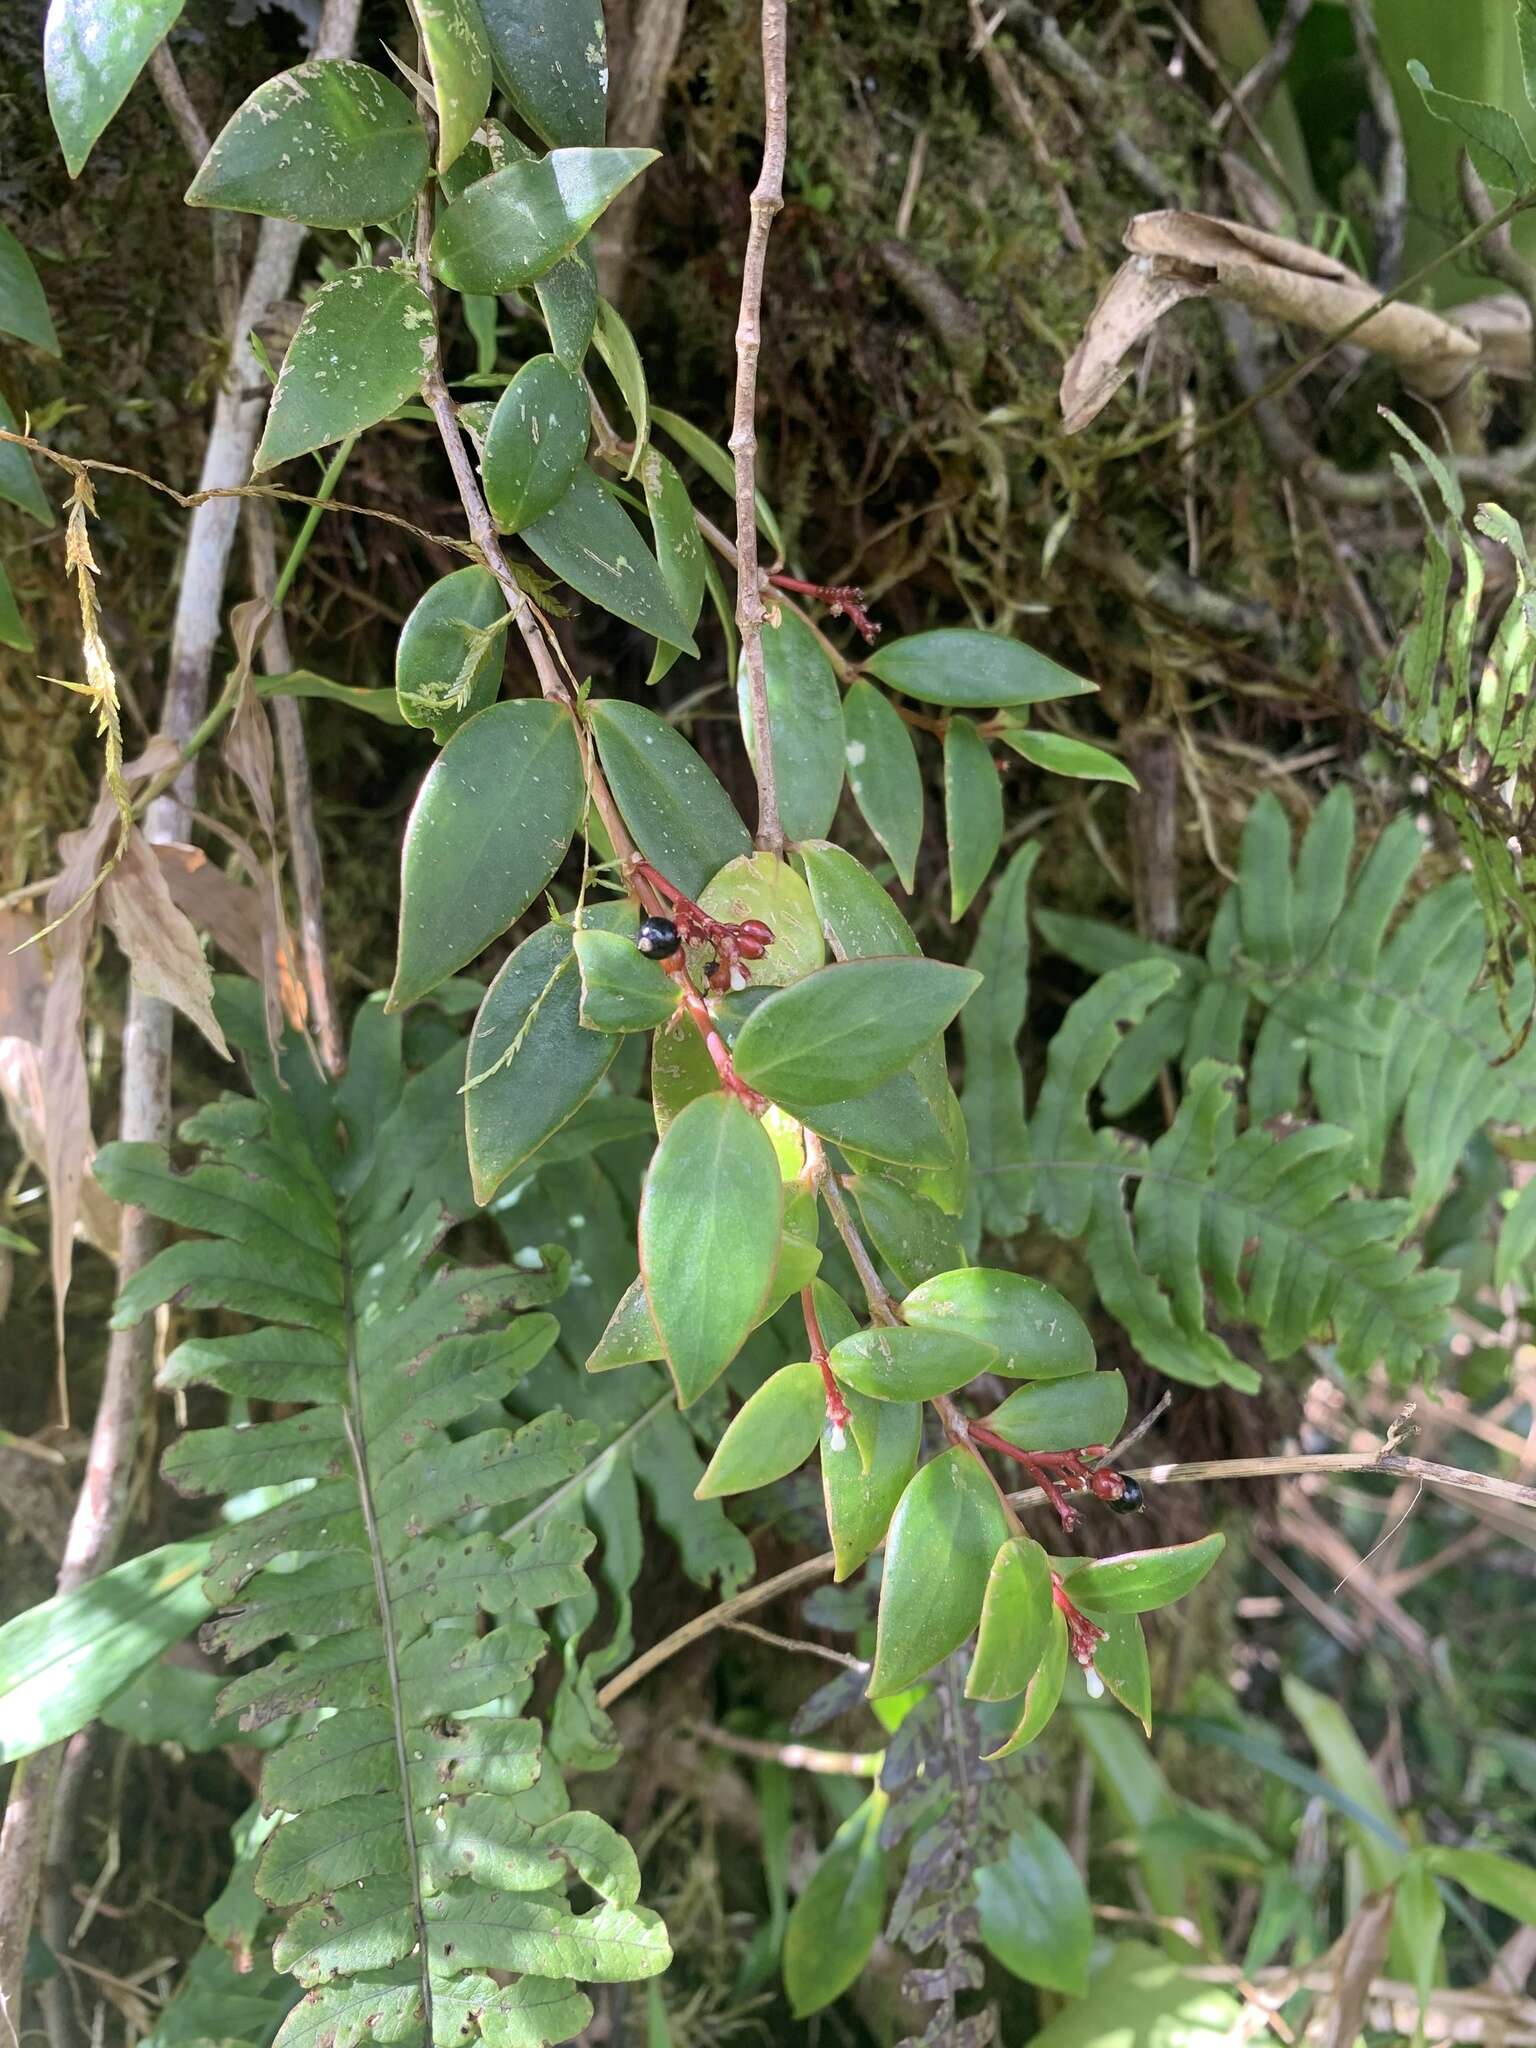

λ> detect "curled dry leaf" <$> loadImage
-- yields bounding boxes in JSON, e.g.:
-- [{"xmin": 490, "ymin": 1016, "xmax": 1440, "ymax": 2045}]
[
  {"xmin": 1061, "ymin": 210, "xmax": 1484, "ymax": 434},
  {"xmin": 101, "ymin": 830, "xmax": 231, "ymax": 1060},
  {"xmin": 153, "ymin": 844, "xmax": 267, "ymax": 982}
]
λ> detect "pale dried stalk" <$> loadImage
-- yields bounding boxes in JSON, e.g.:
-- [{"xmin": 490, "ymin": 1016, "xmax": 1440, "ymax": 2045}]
[{"xmin": 729, "ymin": 0, "xmax": 788, "ymax": 854}]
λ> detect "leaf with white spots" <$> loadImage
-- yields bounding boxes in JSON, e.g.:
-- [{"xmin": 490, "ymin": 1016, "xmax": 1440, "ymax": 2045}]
[
  {"xmin": 45, "ymin": 0, "xmax": 188, "ymax": 178},
  {"xmin": 255, "ymin": 268, "xmax": 435, "ymax": 473},
  {"xmin": 520, "ymin": 466, "xmax": 697, "ymax": 653},
  {"xmin": 482, "ymin": 353, "xmax": 590, "ymax": 533},
  {"xmin": 186, "ymin": 61, "xmax": 429, "ymax": 228},
  {"xmin": 430, "ymin": 147, "xmax": 656, "ymax": 293},
  {"xmin": 480, "ymin": 0, "xmax": 610, "ymax": 146},
  {"xmin": 417, "ymin": 0, "xmax": 492, "ymax": 172},
  {"xmin": 640, "ymin": 448, "xmax": 705, "ymax": 683}
]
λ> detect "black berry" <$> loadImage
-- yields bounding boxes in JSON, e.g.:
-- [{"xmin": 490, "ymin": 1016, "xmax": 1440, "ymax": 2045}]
[
  {"xmin": 1107, "ymin": 1475, "xmax": 1144, "ymax": 1514},
  {"xmin": 637, "ymin": 916, "xmax": 682, "ymax": 960}
]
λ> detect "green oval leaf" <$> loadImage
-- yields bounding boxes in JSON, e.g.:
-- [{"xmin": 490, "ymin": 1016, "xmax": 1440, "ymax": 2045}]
[
  {"xmin": 738, "ymin": 610, "xmax": 845, "ymax": 843},
  {"xmin": 418, "ymin": 0, "xmax": 492, "ymax": 171},
  {"xmin": 45, "ymin": 0, "xmax": 187, "ymax": 178},
  {"xmin": 797, "ymin": 838, "xmax": 921, "ymax": 958},
  {"xmin": 522, "ymin": 469, "xmax": 697, "ymax": 652},
  {"xmin": 966, "ymin": 1536, "xmax": 1053, "ymax": 1702},
  {"xmin": 187, "ymin": 62, "xmax": 429, "ymax": 227},
  {"xmin": 482, "ymin": 353, "xmax": 589, "ymax": 533},
  {"xmin": 868, "ymin": 1448, "xmax": 1010, "ymax": 1699},
  {"xmin": 901, "ymin": 1268, "xmax": 1096, "ymax": 1379},
  {"xmin": 431, "ymin": 148, "xmax": 656, "ymax": 293},
  {"xmin": 987, "ymin": 1371, "xmax": 1127, "ymax": 1454},
  {"xmin": 1092, "ymin": 1609, "xmax": 1151, "ymax": 1733},
  {"xmin": 465, "ymin": 920, "xmax": 618, "ymax": 1201},
  {"xmin": 794, "ymin": 1067, "xmax": 955, "ymax": 1171},
  {"xmin": 589, "ymin": 698, "xmax": 749, "ymax": 900},
  {"xmin": 255, "ymin": 267, "xmax": 434, "ymax": 472},
  {"xmin": 0, "ymin": 222, "xmax": 59, "ymax": 355},
  {"xmin": 783, "ymin": 1792, "xmax": 887, "ymax": 2018},
  {"xmin": 863, "ymin": 627, "xmax": 1096, "ymax": 709},
  {"xmin": 390, "ymin": 699, "xmax": 584, "ymax": 1009},
  {"xmin": 697, "ymin": 852, "xmax": 824, "ymax": 987},
  {"xmin": 1001, "ymin": 726, "xmax": 1138, "ymax": 787},
  {"xmin": 573, "ymin": 924, "xmax": 678, "ymax": 1033},
  {"xmin": 975, "ymin": 1815, "xmax": 1092, "ymax": 1995},
  {"xmin": 1069, "ymin": 1532, "xmax": 1226, "ymax": 1616},
  {"xmin": 395, "ymin": 565, "xmax": 507, "ymax": 741},
  {"xmin": 944, "ymin": 716, "xmax": 1002, "ymax": 919},
  {"xmin": 535, "ymin": 246, "xmax": 598, "ymax": 367},
  {"xmin": 0, "ymin": 1537, "xmax": 213, "ymax": 1764},
  {"xmin": 480, "ymin": 0, "xmax": 609, "ymax": 146},
  {"xmin": 984, "ymin": 1605, "xmax": 1066, "ymax": 1759},
  {"xmin": 731, "ymin": 957, "xmax": 981, "ymax": 1109},
  {"xmin": 638, "ymin": 1093, "xmax": 783, "ymax": 1405},
  {"xmin": 842, "ymin": 680, "xmax": 922, "ymax": 890},
  {"xmin": 695, "ymin": 1361, "xmax": 824, "ymax": 1499},
  {"xmin": 848, "ymin": 1174, "xmax": 965, "ymax": 1291},
  {"xmin": 829, "ymin": 1325, "xmax": 997, "ymax": 1402},
  {"xmin": 822, "ymin": 1391, "xmax": 920, "ymax": 1581},
  {"xmin": 650, "ymin": 1007, "xmax": 721, "ymax": 1135}
]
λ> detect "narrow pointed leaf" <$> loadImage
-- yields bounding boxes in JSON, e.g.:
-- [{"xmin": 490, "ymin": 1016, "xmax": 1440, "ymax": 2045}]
[
  {"xmin": 394, "ymin": 565, "xmax": 506, "ymax": 741},
  {"xmin": 1070, "ymin": 1533, "xmax": 1225, "ymax": 1615},
  {"xmin": 187, "ymin": 62, "xmax": 429, "ymax": 226},
  {"xmin": 255, "ymin": 268, "xmax": 434, "ymax": 471},
  {"xmin": 984, "ymin": 1606, "xmax": 1067, "ymax": 1759},
  {"xmin": 521, "ymin": 469, "xmax": 697, "ymax": 651},
  {"xmin": 535, "ymin": 247, "xmax": 598, "ymax": 366},
  {"xmin": 864, "ymin": 627, "xmax": 1096, "ymax": 708},
  {"xmin": 901, "ymin": 1268, "xmax": 1096, "ymax": 1378},
  {"xmin": 731, "ymin": 957, "xmax": 980, "ymax": 1108},
  {"xmin": 0, "ymin": 223, "xmax": 60, "ymax": 354},
  {"xmin": 966, "ymin": 1537, "xmax": 1053, "ymax": 1702},
  {"xmin": 868, "ymin": 1449, "xmax": 1010, "ymax": 1698},
  {"xmin": 641, "ymin": 448, "xmax": 705, "ymax": 681},
  {"xmin": 1003, "ymin": 727, "xmax": 1138, "ymax": 786},
  {"xmin": 594, "ymin": 297, "xmax": 649, "ymax": 473},
  {"xmin": 821, "ymin": 1396, "xmax": 921, "ymax": 1580},
  {"xmin": 0, "ymin": 395, "xmax": 54, "ymax": 525},
  {"xmin": 418, "ymin": 0, "xmax": 492, "ymax": 171},
  {"xmin": 589, "ymin": 698, "xmax": 749, "ymax": 899},
  {"xmin": 944, "ymin": 716, "xmax": 1002, "ymax": 918},
  {"xmin": 431, "ymin": 149, "xmax": 655, "ymax": 293},
  {"xmin": 45, "ymin": 0, "xmax": 187, "ymax": 177},
  {"xmin": 479, "ymin": 0, "xmax": 609, "ymax": 145},
  {"xmin": 638, "ymin": 1094, "xmax": 783, "ymax": 1405},
  {"xmin": 738, "ymin": 610, "xmax": 845, "ymax": 842},
  {"xmin": 482, "ymin": 353, "xmax": 589, "ymax": 533},
  {"xmin": 0, "ymin": 561, "xmax": 32, "ymax": 653},
  {"xmin": 783, "ymin": 1793, "xmax": 887, "ymax": 2018},
  {"xmin": 695, "ymin": 1361, "xmax": 824, "ymax": 1498},
  {"xmin": 842, "ymin": 679, "xmax": 922, "ymax": 889},
  {"xmin": 391, "ymin": 700, "xmax": 583, "ymax": 1009}
]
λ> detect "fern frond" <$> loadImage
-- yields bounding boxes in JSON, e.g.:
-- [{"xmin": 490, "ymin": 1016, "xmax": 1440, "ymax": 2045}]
[
  {"xmin": 1039, "ymin": 787, "xmax": 1536, "ymax": 1223},
  {"xmin": 95, "ymin": 985, "xmax": 670, "ymax": 2048}
]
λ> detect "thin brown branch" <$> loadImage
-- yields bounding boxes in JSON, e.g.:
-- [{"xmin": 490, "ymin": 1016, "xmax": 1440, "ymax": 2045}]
[
  {"xmin": 729, "ymin": 0, "xmax": 788, "ymax": 854},
  {"xmin": 689, "ymin": 1722, "xmax": 883, "ymax": 1776},
  {"xmin": 1343, "ymin": 0, "xmax": 1406, "ymax": 287},
  {"xmin": 723, "ymin": 1619, "xmax": 867, "ymax": 1670}
]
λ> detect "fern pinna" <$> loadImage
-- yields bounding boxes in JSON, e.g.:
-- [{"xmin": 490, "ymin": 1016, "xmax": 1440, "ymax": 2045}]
[{"xmin": 94, "ymin": 985, "xmax": 670, "ymax": 2048}]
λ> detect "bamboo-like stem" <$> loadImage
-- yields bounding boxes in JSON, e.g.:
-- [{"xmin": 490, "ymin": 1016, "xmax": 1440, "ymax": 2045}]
[
  {"xmin": 596, "ymin": 1447, "xmax": 1536, "ymax": 1709},
  {"xmin": 729, "ymin": 0, "xmax": 789, "ymax": 854},
  {"xmin": 690, "ymin": 1722, "xmax": 883, "ymax": 1776}
]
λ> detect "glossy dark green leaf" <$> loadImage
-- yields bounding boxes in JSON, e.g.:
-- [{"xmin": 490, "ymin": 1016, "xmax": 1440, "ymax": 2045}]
[
  {"xmin": 868, "ymin": 1448, "xmax": 1010, "ymax": 1699},
  {"xmin": 594, "ymin": 297, "xmax": 649, "ymax": 473},
  {"xmin": 574, "ymin": 925, "xmax": 678, "ymax": 1032},
  {"xmin": 975, "ymin": 1816, "xmax": 1092, "ymax": 1995},
  {"xmin": 697, "ymin": 853, "xmax": 823, "ymax": 987},
  {"xmin": 640, "ymin": 448, "xmax": 704, "ymax": 682},
  {"xmin": 793, "ymin": 1067, "xmax": 954, "ymax": 1170},
  {"xmin": 695, "ymin": 1361, "xmax": 824, "ymax": 1499},
  {"xmin": 863, "ymin": 627, "xmax": 1096, "ymax": 709},
  {"xmin": 418, "ymin": 0, "xmax": 492, "ymax": 171},
  {"xmin": 639, "ymin": 1093, "xmax": 783, "ymax": 1405},
  {"xmin": 987, "ymin": 1371, "xmax": 1127, "ymax": 1454},
  {"xmin": 482, "ymin": 353, "xmax": 589, "ymax": 533},
  {"xmin": 431, "ymin": 149, "xmax": 655, "ymax": 292},
  {"xmin": 985, "ymin": 1605, "xmax": 1066, "ymax": 1759},
  {"xmin": 1001, "ymin": 726, "xmax": 1138, "ymax": 787},
  {"xmin": 535, "ymin": 246, "xmax": 598, "ymax": 366},
  {"xmin": 45, "ymin": 0, "xmax": 187, "ymax": 177},
  {"xmin": 848, "ymin": 1175, "xmax": 965, "ymax": 1290},
  {"xmin": 731, "ymin": 957, "xmax": 980, "ymax": 1108},
  {"xmin": 465, "ymin": 920, "xmax": 618, "ymax": 1201},
  {"xmin": 783, "ymin": 1792, "xmax": 887, "ymax": 2018},
  {"xmin": 651, "ymin": 404, "xmax": 783, "ymax": 554},
  {"xmin": 797, "ymin": 838, "xmax": 920, "ymax": 957},
  {"xmin": 829, "ymin": 1325, "xmax": 997, "ymax": 1402},
  {"xmin": 966, "ymin": 1537, "xmax": 1053, "ymax": 1702},
  {"xmin": 901, "ymin": 1268, "xmax": 1096, "ymax": 1379},
  {"xmin": 390, "ymin": 699, "xmax": 584, "ymax": 1009},
  {"xmin": 589, "ymin": 698, "xmax": 749, "ymax": 899},
  {"xmin": 521, "ymin": 468, "xmax": 697, "ymax": 651},
  {"xmin": 944, "ymin": 716, "xmax": 1002, "ymax": 919},
  {"xmin": 738, "ymin": 610, "xmax": 845, "ymax": 843},
  {"xmin": 394, "ymin": 565, "xmax": 506, "ymax": 741},
  {"xmin": 842, "ymin": 679, "xmax": 922, "ymax": 890},
  {"xmin": 255, "ymin": 267, "xmax": 434, "ymax": 472},
  {"xmin": 821, "ymin": 1391, "xmax": 920, "ymax": 1580},
  {"xmin": 0, "ymin": 559, "xmax": 31, "ymax": 652},
  {"xmin": 0, "ymin": 394, "xmax": 53, "ymax": 526},
  {"xmin": 480, "ymin": 0, "xmax": 608, "ymax": 146},
  {"xmin": 588, "ymin": 1220, "xmax": 819, "ymax": 1372},
  {"xmin": 0, "ymin": 224, "xmax": 59, "ymax": 355},
  {"xmin": 187, "ymin": 62, "xmax": 429, "ymax": 227},
  {"xmin": 1070, "ymin": 1533, "xmax": 1225, "ymax": 1616}
]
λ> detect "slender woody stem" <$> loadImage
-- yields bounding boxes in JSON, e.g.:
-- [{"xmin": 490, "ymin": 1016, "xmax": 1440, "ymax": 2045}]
[{"xmin": 729, "ymin": 0, "xmax": 789, "ymax": 854}]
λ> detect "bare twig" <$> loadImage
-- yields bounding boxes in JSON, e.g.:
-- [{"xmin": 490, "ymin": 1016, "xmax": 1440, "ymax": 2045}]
[
  {"xmin": 1343, "ymin": 0, "xmax": 1406, "ymax": 288},
  {"xmin": 723, "ymin": 1619, "xmax": 867, "ymax": 1670},
  {"xmin": 1220, "ymin": 0, "xmax": 1313, "ymax": 128},
  {"xmin": 689, "ymin": 1723, "xmax": 883, "ymax": 1777},
  {"xmin": 730, "ymin": 0, "xmax": 788, "ymax": 854}
]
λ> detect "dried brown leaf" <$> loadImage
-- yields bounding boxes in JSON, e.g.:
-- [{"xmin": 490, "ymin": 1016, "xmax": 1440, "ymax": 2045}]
[
  {"xmin": 102, "ymin": 830, "xmax": 231, "ymax": 1060},
  {"xmin": 153, "ymin": 844, "xmax": 266, "ymax": 982},
  {"xmin": 1319, "ymin": 1889, "xmax": 1396, "ymax": 2048}
]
